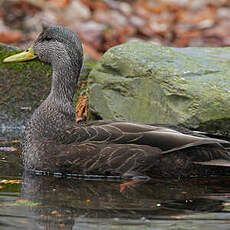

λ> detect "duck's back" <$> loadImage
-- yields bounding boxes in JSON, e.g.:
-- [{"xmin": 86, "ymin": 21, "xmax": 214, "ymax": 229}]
[{"xmin": 22, "ymin": 117, "xmax": 230, "ymax": 178}]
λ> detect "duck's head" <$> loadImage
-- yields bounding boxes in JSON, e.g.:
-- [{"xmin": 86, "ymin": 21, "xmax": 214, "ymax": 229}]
[{"xmin": 3, "ymin": 26, "xmax": 83, "ymax": 71}]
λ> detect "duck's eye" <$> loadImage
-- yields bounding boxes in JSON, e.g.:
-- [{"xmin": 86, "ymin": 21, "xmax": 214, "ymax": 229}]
[{"xmin": 43, "ymin": 36, "xmax": 52, "ymax": 41}]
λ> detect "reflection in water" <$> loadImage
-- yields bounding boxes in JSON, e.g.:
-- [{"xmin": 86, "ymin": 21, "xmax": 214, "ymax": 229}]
[
  {"xmin": 0, "ymin": 128, "xmax": 22, "ymax": 177},
  {"xmin": 21, "ymin": 174, "xmax": 230, "ymax": 230},
  {"xmin": 1, "ymin": 131, "xmax": 230, "ymax": 229}
]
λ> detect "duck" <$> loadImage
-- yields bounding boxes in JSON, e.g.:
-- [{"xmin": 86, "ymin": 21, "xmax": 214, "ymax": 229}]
[{"xmin": 3, "ymin": 26, "xmax": 230, "ymax": 179}]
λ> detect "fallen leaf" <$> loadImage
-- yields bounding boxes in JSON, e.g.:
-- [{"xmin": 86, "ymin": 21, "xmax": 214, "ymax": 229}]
[
  {"xmin": 0, "ymin": 179, "xmax": 22, "ymax": 184},
  {"xmin": 0, "ymin": 31, "xmax": 22, "ymax": 44}
]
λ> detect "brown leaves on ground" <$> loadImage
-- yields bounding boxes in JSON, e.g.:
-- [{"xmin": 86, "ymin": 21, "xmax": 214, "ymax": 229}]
[
  {"xmin": 0, "ymin": 31, "xmax": 22, "ymax": 44},
  {"xmin": 1, "ymin": 0, "xmax": 230, "ymax": 59}
]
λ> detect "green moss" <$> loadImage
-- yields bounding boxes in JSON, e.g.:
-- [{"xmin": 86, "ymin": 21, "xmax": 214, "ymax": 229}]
[{"xmin": 0, "ymin": 43, "xmax": 52, "ymax": 126}]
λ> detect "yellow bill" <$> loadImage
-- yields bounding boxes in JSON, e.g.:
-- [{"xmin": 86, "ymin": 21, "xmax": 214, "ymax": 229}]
[{"xmin": 3, "ymin": 47, "xmax": 37, "ymax": 63}]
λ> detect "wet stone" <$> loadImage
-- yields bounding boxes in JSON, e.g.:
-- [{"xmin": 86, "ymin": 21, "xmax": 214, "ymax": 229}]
[{"xmin": 88, "ymin": 41, "xmax": 230, "ymax": 135}]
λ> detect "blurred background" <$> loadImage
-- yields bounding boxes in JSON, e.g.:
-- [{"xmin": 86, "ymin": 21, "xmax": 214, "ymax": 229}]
[{"xmin": 1, "ymin": 0, "xmax": 230, "ymax": 60}]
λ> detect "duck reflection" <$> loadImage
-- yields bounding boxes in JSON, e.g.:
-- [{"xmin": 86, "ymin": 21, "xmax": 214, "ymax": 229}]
[{"xmin": 21, "ymin": 174, "xmax": 230, "ymax": 229}]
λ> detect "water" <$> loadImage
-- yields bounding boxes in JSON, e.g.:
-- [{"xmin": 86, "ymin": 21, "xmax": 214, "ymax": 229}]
[{"xmin": 1, "ymin": 129, "xmax": 230, "ymax": 230}]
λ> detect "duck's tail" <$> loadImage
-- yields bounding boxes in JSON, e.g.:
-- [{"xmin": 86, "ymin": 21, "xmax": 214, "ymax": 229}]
[{"xmin": 194, "ymin": 159, "xmax": 230, "ymax": 167}]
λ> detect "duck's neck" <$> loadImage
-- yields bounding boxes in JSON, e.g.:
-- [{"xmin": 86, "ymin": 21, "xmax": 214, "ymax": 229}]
[
  {"xmin": 26, "ymin": 44, "xmax": 83, "ymax": 143},
  {"xmin": 49, "ymin": 60, "xmax": 78, "ymax": 104}
]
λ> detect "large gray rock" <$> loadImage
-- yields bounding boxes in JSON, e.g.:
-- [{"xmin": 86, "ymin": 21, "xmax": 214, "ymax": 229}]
[{"xmin": 88, "ymin": 41, "xmax": 230, "ymax": 134}]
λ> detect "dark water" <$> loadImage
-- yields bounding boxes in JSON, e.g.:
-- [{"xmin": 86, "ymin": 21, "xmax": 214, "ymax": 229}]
[{"xmin": 1, "ymin": 128, "xmax": 230, "ymax": 230}]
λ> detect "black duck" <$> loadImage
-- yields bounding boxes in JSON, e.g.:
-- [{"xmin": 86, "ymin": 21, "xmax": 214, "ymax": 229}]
[{"xmin": 4, "ymin": 26, "xmax": 230, "ymax": 178}]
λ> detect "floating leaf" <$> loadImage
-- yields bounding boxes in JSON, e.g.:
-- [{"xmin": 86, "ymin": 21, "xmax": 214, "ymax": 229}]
[{"xmin": 0, "ymin": 179, "xmax": 22, "ymax": 184}]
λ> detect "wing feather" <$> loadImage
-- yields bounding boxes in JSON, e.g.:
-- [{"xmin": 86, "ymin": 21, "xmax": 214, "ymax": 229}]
[{"xmin": 66, "ymin": 121, "xmax": 230, "ymax": 153}]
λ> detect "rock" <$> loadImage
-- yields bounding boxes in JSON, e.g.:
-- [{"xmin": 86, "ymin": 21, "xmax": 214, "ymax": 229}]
[
  {"xmin": 88, "ymin": 41, "xmax": 230, "ymax": 134},
  {"xmin": 0, "ymin": 43, "xmax": 51, "ymax": 128}
]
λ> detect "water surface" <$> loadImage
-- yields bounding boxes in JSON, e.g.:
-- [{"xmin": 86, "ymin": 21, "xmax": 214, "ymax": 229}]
[{"xmin": 1, "ymin": 128, "xmax": 230, "ymax": 230}]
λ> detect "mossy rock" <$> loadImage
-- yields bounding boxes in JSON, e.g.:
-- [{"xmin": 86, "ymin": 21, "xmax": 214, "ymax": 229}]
[
  {"xmin": 88, "ymin": 41, "xmax": 230, "ymax": 135},
  {"xmin": 0, "ymin": 43, "xmax": 52, "ymax": 128}
]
